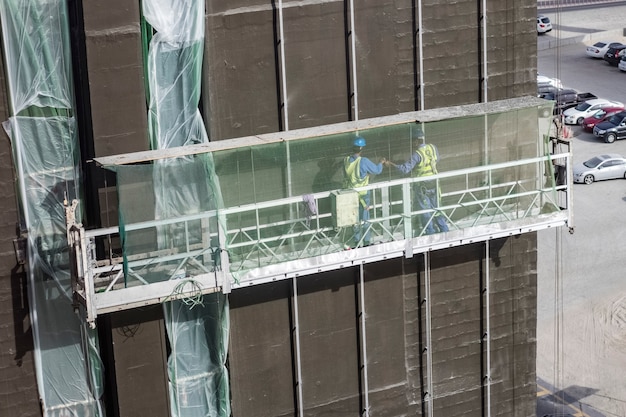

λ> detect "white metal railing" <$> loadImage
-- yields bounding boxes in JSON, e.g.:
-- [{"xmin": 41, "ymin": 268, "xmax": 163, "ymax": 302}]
[{"xmin": 68, "ymin": 152, "xmax": 571, "ymax": 327}]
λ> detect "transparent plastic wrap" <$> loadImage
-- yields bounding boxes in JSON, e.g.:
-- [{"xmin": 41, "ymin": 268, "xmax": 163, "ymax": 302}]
[
  {"xmin": 141, "ymin": 0, "xmax": 230, "ymax": 415},
  {"xmin": 0, "ymin": 1, "xmax": 105, "ymax": 416}
]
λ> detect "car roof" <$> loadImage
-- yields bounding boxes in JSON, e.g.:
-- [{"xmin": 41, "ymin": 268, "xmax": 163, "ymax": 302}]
[
  {"xmin": 584, "ymin": 98, "xmax": 614, "ymax": 105},
  {"xmin": 599, "ymin": 153, "xmax": 624, "ymax": 160}
]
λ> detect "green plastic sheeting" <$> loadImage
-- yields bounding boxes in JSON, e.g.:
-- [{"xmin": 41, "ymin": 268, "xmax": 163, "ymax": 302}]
[{"xmin": 139, "ymin": 0, "xmax": 231, "ymax": 415}]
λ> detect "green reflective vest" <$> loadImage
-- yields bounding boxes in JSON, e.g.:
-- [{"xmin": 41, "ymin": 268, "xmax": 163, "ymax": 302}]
[
  {"xmin": 413, "ymin": 144, "xmax": 438, "ymax": 177},
  {"xmin": 344, "ymin": 156, "xmax": 369, "ymax": 196}
]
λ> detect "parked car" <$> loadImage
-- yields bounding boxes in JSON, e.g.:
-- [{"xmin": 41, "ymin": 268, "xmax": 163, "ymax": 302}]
[
  {"xmin": 586, "ymin": 41, "xmax": 623, "ymax": 58},
  {"xmin": 581, "ymin": 106, "xmax": 625, "ymax": 132},
  {"xmin": 540, "ymin": 89, "xmax": 598, "ymax": 115},
  {"xmin": 538, "ymin": 85, "xmax": 559, "ymax": 97},
  {"xmin": 603, "ymin": 44, "xmax": 626, "ymax": 66},
  {"xmin": 573, "ymin": 154, "xmax": 626, "ymax": 184},
  {"xmin": 593, "ymin": 110, "xmax": 626, "ymax": 143},
  {"xmin": 619, "ymin": 54, "xmax": 626, "ymax": 72},
  {"xmin": 563, "ymin": 98, "xmax": 624, "ymax": 125},
  {"xmin": 537, "ymin": 74, "xmax": 562, "ymax": 89},
  {"xmin": 537, "ymin": 15, "xmax": 552, "ymax": 34}
]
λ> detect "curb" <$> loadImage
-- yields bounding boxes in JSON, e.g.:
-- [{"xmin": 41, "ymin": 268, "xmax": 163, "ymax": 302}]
[{"xmin": 538, "ymin": 28, "xmax": 626, "ymax": 51}]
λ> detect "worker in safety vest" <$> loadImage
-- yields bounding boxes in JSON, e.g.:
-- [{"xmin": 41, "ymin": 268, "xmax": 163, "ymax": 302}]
[
  {"xmin": 343, "ymin": 136, "xmax": 386, "ymax": 247},
  {"xmin": 385, "ymin": 128, "xmax": 449, "ymax": 235}
]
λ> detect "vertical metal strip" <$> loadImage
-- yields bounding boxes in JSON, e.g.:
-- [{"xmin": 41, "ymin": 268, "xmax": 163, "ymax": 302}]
[
  {"xmin": 278, "ymin": 0, "xmax": 289, "ymax": 130},
  {"xmin": 359, "ymin": 263, "xmax": 370, "ymax": 416},
  {"xmin": 484, "ymin": 241, "xmax": 492, "ymax": 417},
  {"xmin": 481, "ymin": 0, "xmax": 489, "ymax": 166},
  {"xmin": 292, "ymin": 277, "xmax": 304, "ymax": 415},
  {"xmin": 424, "ymin": 252, "xmax": 434, "ymax": 416},
  {"xmin": 417, "ymin": 0, "xmax": 425, "ymax": 110},
  {"xmin": 348, "ymin": 0, "xmax": 359, "ymax": 120},
  {"xmin": 481, "ymin": 0, "xmax": 488, "ymax": 102}
]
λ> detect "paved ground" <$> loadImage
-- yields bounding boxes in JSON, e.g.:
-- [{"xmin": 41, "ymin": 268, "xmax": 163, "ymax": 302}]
[
  {"xmin": 536, "ymin": 5, "xmax": 626, "ymax": 417},
  {"xmin": 538, "ymin": 2, "xmax": 626, "ymax": 51}
]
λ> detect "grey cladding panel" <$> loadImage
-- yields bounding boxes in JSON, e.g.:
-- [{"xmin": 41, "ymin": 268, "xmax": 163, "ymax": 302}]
[
  {"xmin": 205, "ymin": 7, "xmax": 280, "ymax": 140},
  {"xmin": 229, "ymin": 282, "xmax": 295, "ymax": 417}
]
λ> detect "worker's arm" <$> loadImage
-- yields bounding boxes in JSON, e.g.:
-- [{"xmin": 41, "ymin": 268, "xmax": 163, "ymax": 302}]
[
  {"xmin": 390, "ymin": 153, "xmax": 421, "ymax": 175},
  {"xmin": 360, "ymin": 157, "xmax": 384, "ymax": 177}
]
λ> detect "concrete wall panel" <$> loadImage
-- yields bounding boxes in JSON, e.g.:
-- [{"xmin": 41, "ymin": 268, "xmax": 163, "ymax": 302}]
[
  {"xmin": 83, "ymin": 0, "xmax": 149, "ymax": 156},
  {"xmin": 363, "ymin": 260, "xmax": 414, "ymax": 415},
  {"xmin": 429, "ymin": 245, "xmax": 483, "ymax": 416},
  {"xmin": 282, "ymin": 2, "xmax": 350, "ymax": 130},
  {"xmin": 229, "ymin": 281, "xmax": 296, "ymax": 417},
  {"xmin": 108, "ymin": 307, "xmax": 169, "ymax": 417},
  {"xmin": 422, "ymin": 0, "xmax": 481, "ymax": 108},
  {"xmin": 356, "ymin": 0, "xmax": 417, "ymax": 118},
  {"xmin": 205, "ymin": 4, "xmax": 280, "ymax": 140},
  {"xmin": 297, "ymin": 269, "xmax": 361, "ymax": 415},
  {"xmin": 486, "ymin": 2, "xmax": 537, "ymax": 100}
]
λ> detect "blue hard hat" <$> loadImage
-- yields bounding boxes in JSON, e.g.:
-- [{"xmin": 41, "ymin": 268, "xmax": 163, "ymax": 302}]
[
  {"xmin": 353, "ymin": 137, "xmax": 366, "ymax": 147},
  {"xmin": 413, "ymin": 128, "xmax": 425, "ymax": 139}
]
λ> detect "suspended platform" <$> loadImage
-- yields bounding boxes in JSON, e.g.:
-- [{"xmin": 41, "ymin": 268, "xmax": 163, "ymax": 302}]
[{"xmin": 66, "ymin": 97, "xmax": 573, "ymax": 327}]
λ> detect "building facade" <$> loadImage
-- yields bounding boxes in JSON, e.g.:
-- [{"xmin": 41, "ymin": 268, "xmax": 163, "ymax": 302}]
[{"xmin": 0, "ymin": 1, "xmax": 548, "ymax": 416}]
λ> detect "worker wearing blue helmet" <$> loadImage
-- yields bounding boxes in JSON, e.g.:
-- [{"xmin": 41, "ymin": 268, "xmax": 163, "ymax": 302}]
[
  {"xmin": 385, "ymin": 127, "xmax": 449, "ymax": 236},
  {"xmin": 343, "ymin": 136, "xmax": 386, "ymax": 247}
]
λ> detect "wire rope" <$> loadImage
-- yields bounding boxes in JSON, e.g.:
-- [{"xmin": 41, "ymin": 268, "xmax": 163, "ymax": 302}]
[{"xmin": 553, "ymin": 5, "xmax": 565, "ymax": 414}]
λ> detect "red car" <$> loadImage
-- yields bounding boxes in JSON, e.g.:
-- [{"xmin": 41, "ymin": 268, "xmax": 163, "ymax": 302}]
[{"xmin": 582, "ymin": 106, "xmax": 625, "ymax": 132}]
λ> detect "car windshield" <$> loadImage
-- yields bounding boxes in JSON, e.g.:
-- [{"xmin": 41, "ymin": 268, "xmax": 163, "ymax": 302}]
[
  {"xmin": 583, "ymin": 157, "xmax": 602, "ymax": 168},
  {"xmin": 593, "ymin": 42, "xmax": 607, "ymax": 48},
  {"xmin": 607, "ymin": 114, "xmax": 623, "ymax": 124},
  {"xmin": 574, "ymin": 102, "xmax": 591, "ymax": 111}
]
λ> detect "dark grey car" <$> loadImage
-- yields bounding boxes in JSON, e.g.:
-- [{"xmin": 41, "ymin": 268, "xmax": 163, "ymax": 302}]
[{"xmin": 593, "ymin": 110, "xmax": 626, "ymax": 143}]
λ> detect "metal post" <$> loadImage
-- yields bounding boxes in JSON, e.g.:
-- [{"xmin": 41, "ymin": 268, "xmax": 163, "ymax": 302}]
[
  {"xmin": 417, "ymin": 0, "xmax": 425, "ymax": 109},
  {"xmin": 484, "ymin": 241, "xmax": 491, "ymax": 417},
  {"xmin": 481, "ymin": 0, "xmax": 488, "ymax": 102},
  {"xmin": 424, "ymin": 252, "xmax": 434, "ymax": 416},
  {"xmin": 348, "ymin": 0, "xmax": 359, "ymax": 120},
  {"xmin": 359, "ymin": 263, "xmax": 370, "ymax": 416},
  {"xmin": 278, "ymin": 0, "xmax": 289, "ymax": 130},
  {"xmin": 292, "ymin": 278, "xmax": 304, "ymax": 415}
]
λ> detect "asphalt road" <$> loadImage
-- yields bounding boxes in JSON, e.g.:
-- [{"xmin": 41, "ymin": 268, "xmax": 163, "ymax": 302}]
[{"xmin": 537, "ymin": 16, "xmax": 626, "ymax": 417}]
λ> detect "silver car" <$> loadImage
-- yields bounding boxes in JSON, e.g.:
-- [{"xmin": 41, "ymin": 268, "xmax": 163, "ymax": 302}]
[{"xmin": 573, "ymin": 153, "xmax": 626, "ymax": 184}]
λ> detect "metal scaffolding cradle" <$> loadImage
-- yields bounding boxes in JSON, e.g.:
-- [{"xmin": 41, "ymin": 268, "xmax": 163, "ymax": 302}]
[{"xmin": 65, "ymin": 97, "xmax": 573, "ymax": 327}]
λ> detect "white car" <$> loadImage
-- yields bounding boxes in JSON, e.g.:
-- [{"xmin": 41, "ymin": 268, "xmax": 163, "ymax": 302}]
[
  {"xmin": 619, "ymin": 55, "xmax": 626, "ymax": 72},
  {"xmin": 563, "ymin": 98, "xmax": 624, "ymax": 125},
  {"xmin": 537, "ymin": 74, "xmax": 562, "ymax": 89},
  {"xmin": 573, "ymin": 153, "xmax": 626, "ymax": 184},
  {"xmin": 537, "ymin": 15, "xmax": 552, "ymax": 34},
  {"xmin": 586, "ymin": 41, "xmax": 623, "ymax": 58}
]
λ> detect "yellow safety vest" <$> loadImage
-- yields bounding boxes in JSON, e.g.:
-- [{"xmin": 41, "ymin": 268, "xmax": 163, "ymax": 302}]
[
  {"xmin": 344, "ymin": 156, "xmax": 369, "ymax": 206},
  {"xmin": 413, "ymin": 144, "xmax": 438, "ymax": 177}
]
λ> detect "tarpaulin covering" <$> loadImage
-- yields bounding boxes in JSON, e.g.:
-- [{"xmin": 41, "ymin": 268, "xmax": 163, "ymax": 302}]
[
  {"xmin": 0, "ymin": 1, "xmax": 104, "ymax": 415},
  {"xmin": 139, "ymin": 0, "xmax": 230, "ymax": 415}
]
